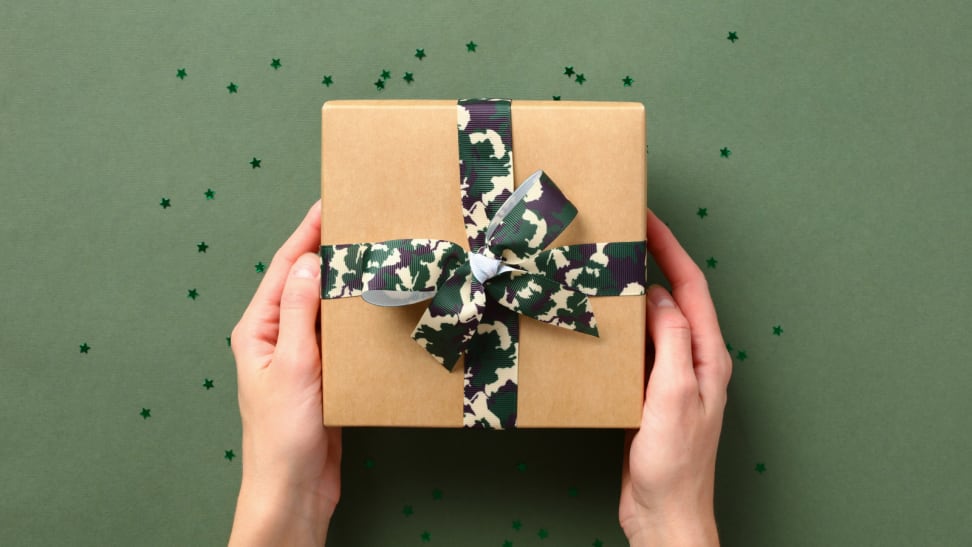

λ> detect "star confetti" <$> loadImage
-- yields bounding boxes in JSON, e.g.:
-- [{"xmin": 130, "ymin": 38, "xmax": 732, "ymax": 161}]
[
  {"xmin": 516, "ymin": 462, "xmax": 527, "ymax": 472},
  {"xmin": 728, "ymin": 31, "xmax": 739, "ymax": 43},
  {"xmin": 697, "ymin": 207, "xmax": 708, "ymax": 219},
  {"xmin": 250, "ymin": 157, "xmax": 261, "ymax": 168},
  {"xmin": 466, "ymin": 40, "xmax": 477, "ymax": 52},
  {"xmin": 755, "ymin": 462, "xmax": 766, "ymax": 473},
  {"xmin": 321, "ymin": 75, "xmax": 334, "ymax": 87},
  {"xmin": 720, "ymin": 147, "xmax": 731, "ymax": 158},
  {"xmin": 726, "ymin": 342, "xmax": 734, "ymax": 352},
  {"xmin": 552, "ymin": 95, "xmax": 561, "ymax": 101},
  {"xmin": 374, "ymin": 78, "xmax": 385, "ymax": 91},
  {"xmin": 80, "ymin": 343, "xmax": 90, "ymax": 354},
  {"xmin": 226, "ymin": 336, "xmax": 231, "ymax": 347},
  {"xmin": 255, "ymin": 262, "xmax": 266, "ymax": 273},
  {"xmin": 512, "ymin": 520, "xmax": 522, "ymax": 531},
  {"xmin": 773, "ymin": 325, "xmax": 784, "ymax": 336},
  {"xmin": 736, "ymin": 350, "xmax": 748, "ymax": 361},
  {"xmin": 567, "ymin": 487, "xmax": 578, "ymax": 498},
  {"xmin": 160, "ymin": 197, "xmax": 171, "ymax": 209},
  {"xmin": 538, "ymin": 529, "xmax": 549, "ymax": 540},
  {"xmin": 203, "ymin": 378, "xmax": 214, "ymax": 390},
  {"xmin": 270, "ymin": 58, "xmax": 282, "ymax": 69},
  {"xmin": 176, "ymin": 68, "xmax": 187, "ymax": 80},
  {"xmin": 503, "ymin": 541, "xmax": 512, "ymax": 547},
  {"xmin": 421, "ymin": 531, "xmax": 431, "ymax": 542},
  {"xmin": 593, "ymin": 540, "xmax": 604, "ymax": 547},
  {"xmin": 364, "ymin": 458, "xmax": 375, "ymax": 469},
  {"xmin": 225, "ymin": 450, "xmax": 235, "ymax": 461},
  {"xmin": 402, "ymin": 505, "xmax": 413, "ymax": 517},
  {"xmin": 380, "ymin": 69, "xmax": 391, "ymax": 80},
  {"xmin": 204, "ymin": 188, "xmax": 215, "ymax": 200},
  {"xmin": 415, "ymin": 48, "xmax": 426, "ymax": 60},
  {"xmin": 622, "ymin": 75, "xmax": 633, "ymax": 87},
  {"xmin": 403, "ymin": 72, "xmax": 414, "ymax": 84},
  {"xmin": 196, "ymin": 242, "xmax": 208, "ymax": 253},
  {"xmin": 432, "ymin": 488, "xmax": 443, "ymax": 500},
  {"xmin": 187, "ymin": 289, "xmax": 199, "ymax": 300},
  {"xmin": 140, "ymin": 408, "xmax": 151, "ymax": 419},
  {"xmin": 227, "ymin": 82, "xmax": 238, "ymax": 93},
  {"xmin": 706, "ymin": 257, "xmax": 718, "ymax": 269},
  {"xmin": 575, "ymin": 73, "xmax": 586, "ymax": 85}
]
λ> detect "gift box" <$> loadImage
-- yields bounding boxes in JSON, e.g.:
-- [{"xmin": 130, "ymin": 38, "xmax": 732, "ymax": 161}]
[{"xmin": 320, "ymin": 99, "xmax": 647, "ymax": 428}]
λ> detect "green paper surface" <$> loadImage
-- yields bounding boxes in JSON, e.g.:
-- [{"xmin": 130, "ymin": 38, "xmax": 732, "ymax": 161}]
[{"xmin": 1, "ymin": 1, "xmax": 970, "ymax": 545}]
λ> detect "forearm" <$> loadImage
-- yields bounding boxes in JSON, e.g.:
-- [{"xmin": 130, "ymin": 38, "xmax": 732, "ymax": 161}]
[{"xmin": 228, "ymin": 480, "xmax": 333, "ymax": 547}]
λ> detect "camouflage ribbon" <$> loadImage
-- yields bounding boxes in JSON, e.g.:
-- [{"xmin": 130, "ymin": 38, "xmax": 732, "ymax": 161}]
[{"xmin": 321, "ymin": 99, "xmax": 646, "ymax": 428}]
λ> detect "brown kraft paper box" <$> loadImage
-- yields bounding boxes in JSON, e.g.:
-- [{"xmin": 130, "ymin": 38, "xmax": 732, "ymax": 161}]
[{"xmin": 321, "ymin": 99, "xmax": 647, "ymax": 428}]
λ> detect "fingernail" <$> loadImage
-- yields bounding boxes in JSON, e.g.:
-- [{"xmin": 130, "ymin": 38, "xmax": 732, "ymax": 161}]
[
  {"xmin": 648, "ymin": 284, "xmax": 674, "ymax": 308},
  {"xmin": 293, "ymin": 256, "xmax": 320, "ymax": 279}
]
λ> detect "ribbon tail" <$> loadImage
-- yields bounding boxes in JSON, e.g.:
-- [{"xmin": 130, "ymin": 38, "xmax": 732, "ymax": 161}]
[
  {"xmin": 411, "ymin": 261, "xmax": 487, "ymax": 370},
  {"xmin": 484, "ymin": 272, "xmax": 598, "ymax": 337}
]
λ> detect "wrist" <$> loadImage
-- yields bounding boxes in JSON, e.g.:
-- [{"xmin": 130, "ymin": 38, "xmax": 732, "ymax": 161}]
[
  {"xmin": 623, "ymin": 507, "xmax": 718, "ymax": 547},
  {"xmin": 229, "ymin": 478, "xmax": 334, "ymax": 547}
]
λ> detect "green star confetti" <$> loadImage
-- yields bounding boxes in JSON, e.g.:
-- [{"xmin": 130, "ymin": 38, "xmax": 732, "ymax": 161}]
[
  {"xmin": 697, "ymin": 207, "xmax": 708, "ymax": 219},
  {"xmin": 255, "ymin": 262, "xmax": 266, "ymax": 273},
  {"xmin": 364, "ymin": 458, "xmax": 375, "ymax": 469},
  {"xmin": 432, "ymin": 488, "xmax": 443, "ymax": 500},
  {"xmin": 720, "ymin": 147, "xmax": 731, "ymax": 158},
  {"xmin": 380, "ymin": 69, "xmax": 391, "ymax": 80},
  {"xmin": 552, "ymin": 95, "xmax": 561, "ymax": 101},
  {"xmin": 176, "ymin": 68, "xmax": 187, "ymax": 80},
  {"xmin": 503, "ymin": 541, "xmax": 512, "ymax": 547},
  {"xmin": 321, "ymin": 75, "xmax": 334, "ymax": 87},
  {"xmin": 516, "ymin": 462, "xmax": 527, "ymax": 472},
  {"xmin": 622, "ymin": 75, "xmax": 633, "ymax": 87},
  {"xmin": 563, "ymin": 65, "xmax": 575, "ymax": 77},
  {"xmin": 203, "ymin": 378, "xmax": 214, "ymax": 390},
  {"xmin": 227, "ymin": 82, "xmax": 238, "ymax": 93},
  {"xmin": 79, "ymin": 343, "xmax": 90, "ymax": 354},
  {"xmin": 415, "ymin": 48, "xmax": 426, "ymax": 60},
  {"xmin": 593, "ymin": 540, "xmax": 603, "ymax": 547},
  {"xmin": 706, "ymin": 257, "xmax": 718, "ymax": 269},
  {"xmin": 575, "ymin": 73, "xmax": 586, "ymax": 85},
  {"xmin": 204, "ymin": 188, "xmax": 214, "ymax": 200},
  {"xmin": 197, "ymin": 242, "xmax": 208, "ymax": 253},
  {"xmin": 250, "ymin": 157, "xmax": 261, "ymax": 169},
  {"xmin": 567, "ymin": 486, "xmax": 578, "ymax": 497},
  {"xmin": 160, "ymin": 197, "xmax": 171, "ymax": 209},
  {"xmin": 726, "ymin": 342, "xmax": 734, "ymax": 352},
  {"xmin": 421, "ymin": 531, "xmax": 431, "ymax": 542},
  {"xmin": 466, "ymin": 40, "xmax": 477, "ymax": 52},
  {"xmin": 226, "ymin": 336, "xmax": 231, "ymax": 347},
  {"xmin": 773, "ymin": 325, "xmax": 784, "ymax": 336},
  {"xmin": 403, "ymin": 72, "xmax": 414, "ymax": 84},
  {"xmin": 755, "ymin": 462, "xmax": 766, "ymax": 473},
  {"xmin": 728, "ymin": 31, "xmax": 739, "ymax": 43},
  {"xmin": 187, "ymin": 289, "xmax": 199, "ymax": 300},
  {"xmin": 270, "ymin": 58, "xmax": 281, "ymax": 69},
  {"xmin": 538, "ymin": 529, "xmax": 549, "ymax": 540},
  {"xmin": 225, "ymin": 449, "xmax": 235, "ymax": 461},
  {"xmin": 402, "ymin": 505, "xmax": 413, "ymax": 517},
  {"xmin": 374, "ymin": 78, "xmax": 385, "ymax": 91},
  {"xmin": 140, "ymin": 408, "xmax": 151, "ymax": 419},
  {"xmin": 512, "ymin": 520, "xmax": 522, "ymax": 531},
  {"xmin": 736, "ymin": 350, "xmax": 748, "ymax": 361}
]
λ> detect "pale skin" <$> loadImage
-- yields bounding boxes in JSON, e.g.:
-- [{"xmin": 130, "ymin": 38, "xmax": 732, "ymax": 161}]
[{"xmin": 228, "ymin": 200, "xmax": 731, "ymax": 546}]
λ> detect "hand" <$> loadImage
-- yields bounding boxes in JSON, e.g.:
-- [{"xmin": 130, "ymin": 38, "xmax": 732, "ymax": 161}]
[
  {"xmin": 619, "ymin": 209, "xmax": 732, "ymax": 546},
  {"xmin": 228, "ymin": 200, "xmax": 341, "ymax": 547}
]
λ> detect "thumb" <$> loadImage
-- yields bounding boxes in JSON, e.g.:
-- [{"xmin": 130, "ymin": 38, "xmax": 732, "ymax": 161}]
[
  {"xmin": 274, "ymin": 252, "xmax": 322, "ymax": 371},
  {"xmin": 644, "ymin": 284, "xmax": 699, "ymax": 408}
]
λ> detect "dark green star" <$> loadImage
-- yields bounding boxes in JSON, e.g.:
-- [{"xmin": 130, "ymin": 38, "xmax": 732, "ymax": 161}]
[
  {"xmin": 160, "ymin": 197, "xmax": 171, "ymax": 209},
  {"xmin": 188, "ymin": 288, "xmax": 199, "ymax": 300},
  {"xmin": 364, "ymin": 458, "xmax": 375, "ymax": 469},
  {"xmin": 538, "ymin": 529, "xmax": 549, "ymax": 540},
  {"xmin": 622, "ymin": 75, "xmax": 634, "ymax": 87},
  {"xmin": 227, "ymin": 82, "xmax": 238, "ymax": 93},
  {"xmin": 552, "ymin": 95, "xmax": 561, "ymax": 101},
  {"xmin": 204, "ymin": 188, "xmax": 215, "ymax": 200},
  {"xmin": 773, "ymin": 325, "xmax": 784, "ymax": 336},
  {"xmin": 516, "ymin": 462, "xmax": 527, "ymax": 472},
  {"xmin": 140, "ymin": 408, "xmax": 151, "ymax": 419},
  {"xmin": 432, "ymin": 488, "xmax": 443, "ymax": 500},
  {"xmin": 706, "ymin": 257, "xmax": 718, "ymax": 269},
  {"xmin": 728, "ymin": 31, "xmax": 739, "ymax": 43},
  {"xmin": 270, "ymin": 58, "xmax": 282, "ymax": 69},
  {"xmin": 421, "ymin": 531, "xmax": 431, "ymax": 542},
  {"xmin": 225, "ymin": 449, "xmax": 235, "ymax": 461},
  {"xmin": 226, "ymin": 336, "xmax": 231, "ymax": 347},
  {"xmin": 250, "ymin": 157, "xmax": 261, "ymax": 169},
  {"xmin": 380, "ymin": 69, "xmax": 391, "ymax": 80},
  {"xmin": 402, "ymin": 505, "xmax": 413, "ymax": 517},
  {"xmin": 403, "ymin": 72, "xmax": 414, "ymax": 84},
  {"xmin": 726, "ymin": 342, "xmax": 734, "ymax": 352},
  {"xmin": 575, "ymin": 73, "xmax": 586, "ymax": 85},
  {"xmin": 593, "ymin": 541, "xmax": 603, "ymax": 547},
  {"xmin": 80, "ymin": 343, "xmax": 90, "ymax": 354},
  {"xmin": 563, "ymin": 65, "xmax": 575, "ymax": 77},
  {"xmin": 512, "ymin": 520, "xmax": 522, "ymax": 531},
  {"xmin": 466, "ymin": 40, "xmax": 477, "ymax": 52},
  {"xmin": 697, "ymin": 207, "xmax": 708, "ymax": 219},
  {"xmin": 203, "ymin": 378, "xmax": 214, "ymax": 390},
  {"xmin": 720, "ymin": 147, "xmax": 731, "ymax": 158},
  {"xmin": 197, "ymin": 241, "xmax": 208, "ymax": 253},
  {"xmin": 321, "ymin": 75, "xmax": 333, "ymax": 87},
  {"xmin": 415, "ymin": 48, "xmax": 426, "ymax": 60},
  {"xmin": 567, "ymin": 486, "xmax": 578, "ymax": 497},
  {"xmin": 176, "ymin": 68, "xmax": 187, "ymax": 80},
  {"xmin": 503, "ymin": 541, "xmax": 512, "ymax": 547},
  {"xmin": 374, "ymin": 78, "xmax": 385, "ymax": 91},
  {"xmin": 255, "ymin": 261, "xmax": 266, "ymax": 273},
  {"xmin": 755, "ymin": 462, "xmax": 766, "ymax": 473},
  {"xmin": 736, "ymin": 350, "xmax": 748, "ymax": 361}
]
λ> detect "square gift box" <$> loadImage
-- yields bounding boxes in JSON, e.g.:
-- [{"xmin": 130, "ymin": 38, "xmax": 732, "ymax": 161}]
[{"xmin": 320, "ymin": 99, "xmax": 647, "ymax": 428}]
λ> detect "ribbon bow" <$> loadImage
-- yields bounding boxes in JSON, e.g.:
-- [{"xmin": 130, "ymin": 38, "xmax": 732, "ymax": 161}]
[{"xmin": 321, "ymin": 99, "xmax": 646, "ymax": 428}]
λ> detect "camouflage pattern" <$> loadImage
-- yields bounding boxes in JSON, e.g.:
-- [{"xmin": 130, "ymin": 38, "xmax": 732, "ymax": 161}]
[{"xmin": 319, "ymin": 98, "xmax": 647, "ymax": 429}]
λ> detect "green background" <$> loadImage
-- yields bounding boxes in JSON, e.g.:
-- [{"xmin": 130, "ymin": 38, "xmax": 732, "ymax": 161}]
[{"xmin": 2, "ymin": 1, "xmax": 970, "ymax": 545}]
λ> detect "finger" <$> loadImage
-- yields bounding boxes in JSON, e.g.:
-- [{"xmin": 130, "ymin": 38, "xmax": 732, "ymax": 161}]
[
  {"xmin": 646, "ymin": 209, "xmax": 730, "ymax": 404},
  {"xmin": 236, "ymin": 200, "xmax": 322, "ymax": 350},
  {"xmin": 644, "ymin": 284, "xmax": 699, "ymax": 411},
  {"xmin": 273, "ymin": 252, "xmax": 323, "ymax": 374}
]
